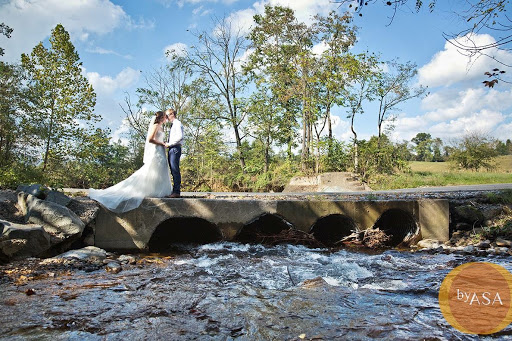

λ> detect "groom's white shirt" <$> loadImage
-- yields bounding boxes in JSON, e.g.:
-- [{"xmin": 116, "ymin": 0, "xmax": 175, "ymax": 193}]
[{"xmin": 168, "ymin": 118, "xmax": 184, "ymax": 146}]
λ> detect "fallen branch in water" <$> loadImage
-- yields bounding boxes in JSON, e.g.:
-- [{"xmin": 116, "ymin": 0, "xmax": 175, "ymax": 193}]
[
  {"xmin": 254, "ymin": 228, "xmax": 326, "ymax": 248},
  {"xmin": 335, "ymin": 229, "xmax": 391, "ymax": 249}
]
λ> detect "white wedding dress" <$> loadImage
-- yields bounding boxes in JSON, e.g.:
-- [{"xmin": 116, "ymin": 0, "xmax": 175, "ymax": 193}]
[{"xmin": 89, "ymin": 125, "xmax": 173, "ymax": 213}]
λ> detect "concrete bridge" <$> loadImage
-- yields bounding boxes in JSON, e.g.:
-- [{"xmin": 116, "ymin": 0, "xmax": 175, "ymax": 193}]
[{"xmin": 93, "ymin": 194, "xmax": 449, "ymax": 251}]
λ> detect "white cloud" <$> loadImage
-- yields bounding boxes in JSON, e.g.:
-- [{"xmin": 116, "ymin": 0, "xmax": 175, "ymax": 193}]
[
  {"xmin": 0, "ymin": 0, "xmax": 148, "ymax": 62},
  {"xmin": 494, "ymin": 120, "xmax": 512, "ymax": 141},
  {"xmin": 418, "ymin": 33, "xmax": 512, "ymax": 87},
  {"xmin": 192, "ymin": 5, "xmax": 212, "ymax": 16},
  {"xmin": 174, "ymin": 0, "xmax": 240, "ymax": 7},
  {"xmin": 227, "ymin": 0, "xmax": 338, "ymax": 36},
  {"xmin": 226, "ymin": 7, "xmax": 258, "ymax": 35},
  {"xmin": 266, "ymin": 0, "xmax": 336, "ymax": 24},
  {"xmin": 312, "ymin": 41, "xmax": 328, "ymax": 56},
  {"xmin": 111, "ymin": 119, "xmax": 131, "ymax": 145},
  {"xmin": 429, "ymin": 110, "xmax": 505, "ymax": 138},
  {"xmin": 164, "ymin": 42, "xmax": 188, "ymax": 59},
  {"xmin": 87, "ymin": 67, "xmax": 141, "ymax": 95},
  {"xmin": 422, "ymin": 87, "xmax": 512, "ymax": 122},
  {"xmin": 387, "ymin": 115, "xmax": 428, "ymax": 142},
  {"xmin": 86, "ymin": 47, "xmax": 133, "ymax": 59}
]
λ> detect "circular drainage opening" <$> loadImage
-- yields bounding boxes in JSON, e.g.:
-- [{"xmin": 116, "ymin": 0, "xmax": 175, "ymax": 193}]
[
  {"xmin": 148, "ymin": 217, "xmax": 222, "ymax": 251},
  {"xmin": 235, "ymin": 214, "xmax": 292, "ymax": 244},
  {"xmin": 310, "ymin": 214, "xmax": 357, "ymax": 246},
  {"xmin": 372, "ymin": 209, "xmax": 418, "ymax": 246}
]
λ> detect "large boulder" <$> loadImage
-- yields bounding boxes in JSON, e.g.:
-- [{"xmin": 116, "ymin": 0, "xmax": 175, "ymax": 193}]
[
  {"xmin": 18, "ymin": 192, "xmax": 85, "ymax": 249},
  {"xmin": 45, "ymin": 190, "xmax": 72, "ymax": 207},
  {"xmin": 54, "ymin": 246, "xmax": 107, "ymax": 261},
  {"xmin": 453, "ymin": 205, "xmax": 485, "ymax": 226},
  {"xmin": 0, "ymin": 219, "xmax": 51, "ymax": 260},
  {"xmin": 16, "ymin": 184, "xmax": 48, "ymax": 199}
]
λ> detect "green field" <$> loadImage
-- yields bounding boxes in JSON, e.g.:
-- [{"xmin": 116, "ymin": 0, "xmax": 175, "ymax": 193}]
[{"xmin": 371, "ymin": 155, "xmax": 512, "ymax": 190}]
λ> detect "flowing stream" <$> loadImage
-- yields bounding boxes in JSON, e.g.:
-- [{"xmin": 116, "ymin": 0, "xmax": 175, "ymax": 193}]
[{"xmin": 1, "ymin": 243, "xmax": 511, "ymax": 340}]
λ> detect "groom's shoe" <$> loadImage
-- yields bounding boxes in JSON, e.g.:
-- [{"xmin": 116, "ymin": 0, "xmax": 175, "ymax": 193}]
[{"xmin": 169, "ymin": 193, "xmax": 181, "ymax": 198}]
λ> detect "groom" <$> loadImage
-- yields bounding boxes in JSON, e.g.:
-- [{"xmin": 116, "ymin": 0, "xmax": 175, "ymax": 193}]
[{"xmin": 166, "ymin": 108, "xmax": 183, "ymax": 198}]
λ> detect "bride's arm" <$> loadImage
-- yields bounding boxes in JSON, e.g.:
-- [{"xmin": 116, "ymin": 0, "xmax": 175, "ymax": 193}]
[{"xmin": 148, "ymin": 124, "xmax": 166, "ymax": 147}]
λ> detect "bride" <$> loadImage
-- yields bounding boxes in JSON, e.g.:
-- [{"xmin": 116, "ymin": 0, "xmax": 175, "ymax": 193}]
[{"xmin": 89, "ymin": 111, "xmax": 173, "ymax": 213}]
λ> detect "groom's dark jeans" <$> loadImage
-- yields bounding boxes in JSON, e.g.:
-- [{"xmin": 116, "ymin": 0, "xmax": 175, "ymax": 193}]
[{"xmin": 168, "ymin": 145, "xmax": 181, "ymax": 195}]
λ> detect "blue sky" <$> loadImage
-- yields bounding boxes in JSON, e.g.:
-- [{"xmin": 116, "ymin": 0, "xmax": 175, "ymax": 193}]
[{"xmin": 1, "ymin": 0, "xmax": 511, "ymax": 145}]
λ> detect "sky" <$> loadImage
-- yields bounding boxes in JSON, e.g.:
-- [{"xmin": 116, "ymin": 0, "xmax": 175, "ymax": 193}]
[{"xmin": 1, "ymin": 0, "xmax": 511, "ymax": 146}]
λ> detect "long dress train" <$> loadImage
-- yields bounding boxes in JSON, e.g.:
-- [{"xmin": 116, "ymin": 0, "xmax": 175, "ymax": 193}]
[{"xmin": 88, "ymin": 129, "xmax": 172, "ymax": 213}]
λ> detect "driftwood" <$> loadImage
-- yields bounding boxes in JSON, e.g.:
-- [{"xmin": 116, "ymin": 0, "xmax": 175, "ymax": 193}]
[
  {"xmin": 336, "ymin": 229, "xmax": 391, "ymax": 249},
  {"xmin": 254, "ymin": 228, "xmax": 326, "ymax": 248}
]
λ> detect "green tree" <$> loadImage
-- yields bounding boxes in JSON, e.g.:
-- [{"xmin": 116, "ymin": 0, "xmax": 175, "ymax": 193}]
[
  {"xmin": 376, "ymin": 60, "xmax": 427, "ymax": 145},
  {"xmin": 345, "ymin": 53, "xmax": 381, "ymax": 172},
  {"xmin": 137, "ymin": 55, "xmax": 193, "ymax": 114},
  {"xmin": 186, "ymin": 16, "xmax": 248, "ymax": 172},
  {"xmin": 180, "ymin": 77, "xmax": 227, "ymax": 191},
  {"xmin": 21, "ymin": 24, "xmax": 97, "ymax": 173},
  {"xmin": 432, "ymin": 137, "xmax": 444, "ymax": 162},
  {"xmin": 321, "ymin": 137, "xmax": 350, "ymax": 172},
  {"xmin": 0, "ymin": 62, "xmax": 28, "ymax": 167},
  {"xmin": 245, "ymin": 5, "xmax": 303, "ymax": 160},
  {"xmin": 58, "ymin": 128, "xmax": 134, "ymax": 188},
  {"xmin": 495, "ymin": 140, "xmax": 509, "ymax": 155},
  {"xmin": 315, "ymin": 11, "xmax": 357, "ymax": 145},
  {"xmin": 449, "ymin": 132, "xmax": 498, "ymax": 171},
  {"xmin": 245, "ymin": 85, "xmax": 284, "ymax": 173},
  {"xmin": 411, "ymin": 132, "xmax": 433, "ymax": 161},
  {"xmin": 356, "ymin": 135, "xmax": 408, "ymax": 182},
  {"xmin": 0, "ymin": 23, "xmax": 13, "ymax": 56}
]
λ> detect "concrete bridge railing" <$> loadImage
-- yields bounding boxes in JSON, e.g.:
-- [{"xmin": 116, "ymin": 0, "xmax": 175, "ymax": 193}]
[{"xmin": 94, "ymin": 197, "xmax": 449, "ymax": 251}]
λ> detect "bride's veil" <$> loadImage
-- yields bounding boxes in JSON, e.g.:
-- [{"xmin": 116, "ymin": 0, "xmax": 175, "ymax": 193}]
[{"xmin": 143, "ymin": 115, "xmax": 157, "ymax": 165}]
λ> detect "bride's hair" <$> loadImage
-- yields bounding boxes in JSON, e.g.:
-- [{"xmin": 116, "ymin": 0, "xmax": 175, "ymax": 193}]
[{"xmin": 154, "ymin": 111, "xmax": 166, "ymax": 124}]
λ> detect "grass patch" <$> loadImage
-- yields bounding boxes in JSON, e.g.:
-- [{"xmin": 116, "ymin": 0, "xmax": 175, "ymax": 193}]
[
  {"xmin": 371, "ymin": 156, "xmax": 512, "ymax": 190},
  {"xmin": 486, "ymin": 190, "xmax": 512, "ymax": 204}
]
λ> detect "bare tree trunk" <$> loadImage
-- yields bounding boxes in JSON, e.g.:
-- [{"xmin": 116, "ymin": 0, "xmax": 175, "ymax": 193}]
[
  {"xmin": 350, "ymin": 110, "xmax": 358, "ymax": 173},
  {"xmin": 301, "ymin": 97, "xmax": 307, "ymax": 171}
]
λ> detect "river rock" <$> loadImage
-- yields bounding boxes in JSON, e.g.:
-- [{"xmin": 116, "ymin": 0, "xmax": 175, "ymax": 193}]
[
  {"xmin": 16, "ymin": 184, "xmax": 48, "ymax": 199},
  {"xmin": 463, "ymin": 245, "xmax": 476, "ymax": 254},
  {"xmin": 453, "ymin": 205, "xmax": 484, "ymax": 226},
  {"xmin": 300, "ymin": 276, "xmax": 329, "ymax": 288},
  {"xmin": 495, "ymin": 237, "xmax": 512, "ymax": 247},
  {"xmin": 481, "ymin": 205, "xmax": 503, "ymax": 220},
  {"xmin": 0, "ymin": 219, "xmax": 51, "ymax": 260},
  {"xmin": 118, "ymin": 254, "xmax": 137, "ymax": 264},
  {"xmin": 416, "ymin": 239, "xmax": 441, "ymax": 249},
  {"xmin": 476, "ymin": 240, "xmax": 491, "ymax": 249},
  {"xmin": 56, "ymin": 246, "xmax": 107, "ymax": 261},
  {"xmin": 18, "ymin": 192, "xmax": 85, "ymax": 248},
  {"xmin": 493, "ymin": 247, "xmax": 509, "ymax": 255},
  {"xmin": 105, "ymin": 261, "xmax": 122, "ymax": 274}
]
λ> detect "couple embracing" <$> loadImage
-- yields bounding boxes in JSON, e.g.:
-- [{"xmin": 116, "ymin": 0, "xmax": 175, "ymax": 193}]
[{"xmin": 89, "ymin": 109, "xmax": 183, "ymax": 213}]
